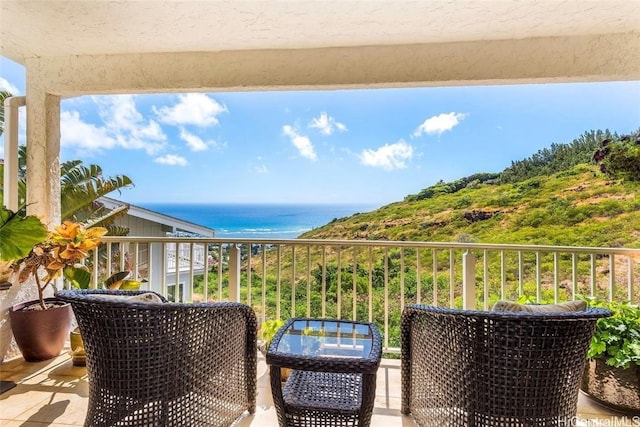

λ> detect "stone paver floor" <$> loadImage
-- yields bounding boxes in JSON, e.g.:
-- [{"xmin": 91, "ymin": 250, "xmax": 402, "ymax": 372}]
[{"xmin": 0, "ymin": 349, "xmax": 633, "ymax": 426}]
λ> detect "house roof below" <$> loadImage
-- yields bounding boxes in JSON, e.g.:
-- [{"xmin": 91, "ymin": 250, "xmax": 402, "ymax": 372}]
[{"xmin": 100, "ymin": 198, "xmax": 215, "ymax": 237}]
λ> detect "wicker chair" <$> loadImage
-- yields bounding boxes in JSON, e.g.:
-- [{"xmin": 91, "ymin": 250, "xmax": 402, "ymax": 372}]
[
  {"xmin": 57, "ymin": 289, "xmax": 257, "ymax": 427},
  {"xmin": 401, "ymin": 304, "xmax": 611, "ymax": 427}
]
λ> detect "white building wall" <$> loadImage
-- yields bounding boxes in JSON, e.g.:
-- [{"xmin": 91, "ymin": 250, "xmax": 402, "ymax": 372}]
[{"xmin": 117, "ymin": 215, "xmax": 170, "ymax": 237}]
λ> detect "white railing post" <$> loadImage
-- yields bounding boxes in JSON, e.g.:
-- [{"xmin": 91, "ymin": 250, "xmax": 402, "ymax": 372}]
[
  {"xmin": 228, "ymin": 244, "xmax": 241, "ymax": 302},
  {"xmin": 463, "ymin": 249, "xmax": 476, "ymax": 310},
  {"xmin": 94, "ymin": 236, "xmax": 639, "ymax": 353}
]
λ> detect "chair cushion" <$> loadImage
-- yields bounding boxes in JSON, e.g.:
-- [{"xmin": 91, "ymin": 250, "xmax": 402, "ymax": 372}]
[
  {"xmin": 492, "ymin": 300, "xmax": 587, "ymax": 312},
  {"xmin": 93, "ymin": 292, "xmax": 165, "ymax": 304}
]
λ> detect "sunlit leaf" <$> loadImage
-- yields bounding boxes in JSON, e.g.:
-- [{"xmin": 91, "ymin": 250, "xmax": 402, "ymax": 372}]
[
  {"xmin": 0, "ymin": 207, "xmax": 47, "ymax": 261},
  {"xmin": 63, "ymin": 265, "xmax": 92, "ymax": 289},
  {"xmin": 116, "ymin": 280, "xmax": 145, "ymax": 291},
  {"xmin": 103, "ymin": 271, "xmax": 130, "ymax": 288}
]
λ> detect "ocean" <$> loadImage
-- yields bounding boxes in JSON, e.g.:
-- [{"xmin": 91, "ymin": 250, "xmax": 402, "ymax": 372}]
[{"xmin": 139, "ymin": 203, "xmax": 380, "ymax": 239}]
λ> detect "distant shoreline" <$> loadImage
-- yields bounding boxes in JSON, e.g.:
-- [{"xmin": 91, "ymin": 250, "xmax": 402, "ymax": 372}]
[{"xmin": 138, "ymin": 202, "xmax": 380, "ymax": 239}]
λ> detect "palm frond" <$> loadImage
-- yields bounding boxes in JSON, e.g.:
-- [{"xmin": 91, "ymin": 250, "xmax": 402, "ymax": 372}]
[
  {"xmin": 85, "ymin": 204, "xmax": 130, "ymax": 230},
  {"xmin": 105, "ymin": 225, "xmax": 131, "ymax": 237},
  {"xmin": 60, "ymin": 163, "xmax": 102, "ymax": 187},
  {"xmin": 17, "ymin": 146, "xmax": 27, "ymax": 180},
  {"xmin": 12, "ymin": 149, "xmax": 135, "ymax": 231},
  {"xmin": 59, "ymin": 160, "xmax": 85, "ymax": 181},
  {"xmin": 61, "ymin": 173, "xmax": 133, "ymax": 220}
]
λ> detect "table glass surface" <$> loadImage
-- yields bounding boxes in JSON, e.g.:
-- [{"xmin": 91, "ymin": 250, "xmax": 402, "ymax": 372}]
[{"xmin": 275, "ymin": 319, "xmax": 373, "ymax": 359}]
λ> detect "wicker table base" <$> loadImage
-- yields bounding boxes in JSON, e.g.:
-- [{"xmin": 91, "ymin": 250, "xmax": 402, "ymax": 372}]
[
  {"xmin": 267, "ymin": 318, "xmax": 382, "ymax": 427},
  {"xmin": 283, "ymin": 371, "xmax": 363, "ymax": 425},
  {"xmin": 271, "ymin": 367, "xmax": 377, "ymax": 427}
]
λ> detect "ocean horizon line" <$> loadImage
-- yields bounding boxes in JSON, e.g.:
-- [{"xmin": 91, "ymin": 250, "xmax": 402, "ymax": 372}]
[
  {"xmin": 137, "ymin": 201, "xmax": 383, "ymax": 208},
  {"xmin": 136, "ymin": 202, "xmax": 378, "ymax": 239}
]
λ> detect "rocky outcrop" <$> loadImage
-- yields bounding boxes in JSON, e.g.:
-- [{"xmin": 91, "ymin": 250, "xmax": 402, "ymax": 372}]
[{"xmin": 463, "ymin": 210, "xmax": 497, "ymax": 223}]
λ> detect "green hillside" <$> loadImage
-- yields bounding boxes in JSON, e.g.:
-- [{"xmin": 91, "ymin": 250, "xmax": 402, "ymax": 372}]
[
  {"xmin": 302, "ymin": 137, "xmax": 640, "ymax": 249},
  {"xmin": 191, "ymin": 130, "xmax": 639, "ymax": 352},
  {"xmin": 195, "ymin": 129, "xmax": 638, "ymax": 336}
]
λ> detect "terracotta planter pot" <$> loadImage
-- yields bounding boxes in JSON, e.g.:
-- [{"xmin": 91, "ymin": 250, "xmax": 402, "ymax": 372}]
[
  {"xmin": 581, "ymin": 358, "xmax": 640, "ymax": 414},
  {"xmin": 9, "ymin": 298, "xmax": 72, "ymax": 362}
]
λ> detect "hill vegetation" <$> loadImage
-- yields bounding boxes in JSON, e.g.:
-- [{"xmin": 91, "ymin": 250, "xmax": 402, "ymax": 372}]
[
  {"xmin": 195, "ymin": 129, "xmax": 639, "ymax": 349},
  {"xmin": 302, "ymin": 129, "xmax": 640, "ymax": 249}
]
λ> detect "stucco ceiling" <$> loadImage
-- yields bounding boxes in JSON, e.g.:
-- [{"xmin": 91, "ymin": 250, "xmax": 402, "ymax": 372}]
[{"xmin": 2, "ymin": 0, "xmax": 639, "ymax": 64}]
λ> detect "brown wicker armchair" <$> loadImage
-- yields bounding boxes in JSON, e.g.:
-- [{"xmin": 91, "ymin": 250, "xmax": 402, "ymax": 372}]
[
  {"xmin": 57, "ymin": 289, "xmax": 257, "ymax": 427},
  {"xmin": 401, "ymin": 304, "xmax": 611, "ymax": 427}
]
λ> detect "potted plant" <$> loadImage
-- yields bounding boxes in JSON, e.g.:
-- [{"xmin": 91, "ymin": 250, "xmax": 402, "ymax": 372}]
[
  {"xmin": 581, "ymin": 299, "xmax": 640, "ymax": 414},
  {"xmin": 0, "ymin": 206, "xmax": 48, "ymax": 364},
  {"xmin": 5, "ymin": 218, "xmax": 106, "ymax": 361},
  {"xmin": 258, "ymin": 319, "xmax": 284, "ymax": 355},
  {"xmin": 259, "ymin": 319, "xmax": 292, "ymax": 381}
]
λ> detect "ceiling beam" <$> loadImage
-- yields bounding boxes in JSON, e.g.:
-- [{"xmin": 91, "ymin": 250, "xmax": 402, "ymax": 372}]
[{"xmin": 27, "ymin": 33, "xmax": 640, "ymax": 97}]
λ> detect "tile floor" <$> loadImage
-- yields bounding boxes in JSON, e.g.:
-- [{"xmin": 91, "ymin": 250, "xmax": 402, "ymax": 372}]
[{"xmin": 0, "ymin": 348, "xmax": 634, "ymax": 426}]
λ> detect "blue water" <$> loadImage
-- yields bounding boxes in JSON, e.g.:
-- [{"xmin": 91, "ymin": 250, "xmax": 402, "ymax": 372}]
[{"xmin": 138, "ymin": 203, "xmax": 379, "ymax": 239}]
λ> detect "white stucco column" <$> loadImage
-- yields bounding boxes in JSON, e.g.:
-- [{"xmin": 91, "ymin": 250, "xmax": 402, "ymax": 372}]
[{"xmin": 24, "ymin": 85, "xmax": 61, "ymax": 227}]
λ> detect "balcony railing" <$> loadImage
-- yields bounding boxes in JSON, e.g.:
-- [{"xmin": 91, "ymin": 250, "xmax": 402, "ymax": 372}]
[{"xmin": 91, "ymin": 237, "xmax": 639, "ymax": 352}]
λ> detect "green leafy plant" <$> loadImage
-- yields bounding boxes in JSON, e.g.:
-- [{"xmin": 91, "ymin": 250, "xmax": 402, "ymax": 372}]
[
  {"xmin": 258, "ymin": 319, "xmax": 284, "ymax": 354},
  {"xmin": 586, "ymin": 299, "xmax": 640, "ymax": 369},
  {"xmin": 0, "ymin": 206, "xmax": 48, "ymax": 283},
  {"xmin": 13, "ymin": 220, "xmax": 107, "ymax": 309},
  {"xmin": 68, "ymin": 269, "xmax": 146, "ymax": 291},
  {"xmin": 102, "ymin": 270, "xmax": 146, "ymax": 290}
]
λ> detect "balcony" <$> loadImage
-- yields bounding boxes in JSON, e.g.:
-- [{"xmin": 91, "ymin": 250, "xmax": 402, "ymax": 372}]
[
  {"xmin": 1, "ymin": 237, "xmax": 637, "ymax": 425},
  {"xmin": 2, "ymin": 2, "xmax": 638, "ymax": 424}
]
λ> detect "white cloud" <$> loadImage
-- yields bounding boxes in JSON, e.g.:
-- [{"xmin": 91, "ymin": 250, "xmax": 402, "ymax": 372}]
[
  {"xmin": 309, "ymin": 112, "xmax": 347, "ymax": 135},
  {"xmin": 254, "ymin": 164, "xmax": 268, "ymax": 174},
  {"xmin": 0, "ymin": 77, "xmax": 20, "ymax": 95},
  {"xmin": 154, "ymin": 154, "xmax": 188, "ymax": 166},
  {"xmin": 413, "ymin": 112, "xmax": 467, "ymax": 137},
  {"xmin": 359, "ymin": 140, "xmax": 414, "ymax": 170},
  {"xmin": 179, "ymin": 127, "xmax": 217, "ymax": 152},
  {"xmin": 85, "ymin": 95, "xmax": 167, "ymax": 155},
  {"xmin": 61, "ymin": 110, "xmax": 118, "ymax": 152},
  {"xmin": 252, "ymin": 156, "xmax": 268, "ymax": 173},
  {"xmin": 283, "ymin": 125, "xmax": 317, "ymax": 161},
  {"xmin": 154, "ymin": 93, "xmax": 227, "ymax": 127}
]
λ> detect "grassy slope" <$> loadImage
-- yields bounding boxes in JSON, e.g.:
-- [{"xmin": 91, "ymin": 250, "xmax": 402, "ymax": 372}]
[
  {"xmin": 302, "ymin": 164, "xmax": 640, "ymax": 249},
  {"xmin": 195, "ymin": 164, "xmax": 638, "ymax": 339}
]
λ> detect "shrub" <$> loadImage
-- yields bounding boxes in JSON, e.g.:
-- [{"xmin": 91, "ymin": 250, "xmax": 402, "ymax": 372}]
[
  {"xmin": 586, "ymin": 299, "xmax": 640, "ymax": 369},
  {"xmin": 593, "ymin": 131, "xmax": 640, "ymax": 182}
]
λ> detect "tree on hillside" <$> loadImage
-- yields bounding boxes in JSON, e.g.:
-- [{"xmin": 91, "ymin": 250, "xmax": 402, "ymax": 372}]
[
  {"xmin": 406, "ymin": 129, "xmax": 624, "ymax": 202},
  {"xmin": 593, "ymin": 130, "xmax": 640, "ymax": 182},
  {"xmin": 499, "ymin": 129, "xmax": 617, "ymax": 183},
  {"xmin": 405, "ymin": 173, "xmax": 500, "ymax": 202}
]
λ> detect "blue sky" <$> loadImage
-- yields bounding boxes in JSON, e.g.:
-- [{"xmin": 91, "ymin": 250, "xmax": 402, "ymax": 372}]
[{"xmin": 1, "ymin": 56, "xmax": 639, "ymax": 207}]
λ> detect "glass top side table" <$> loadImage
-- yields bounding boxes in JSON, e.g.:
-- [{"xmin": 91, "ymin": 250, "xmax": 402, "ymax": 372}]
[{"xmin": 266, "ymin": 318, "xmax": 382, "ymax": 427}]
